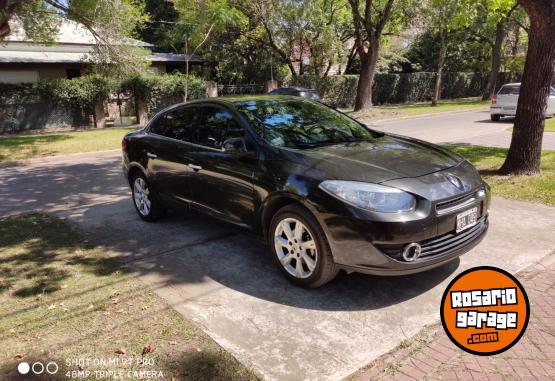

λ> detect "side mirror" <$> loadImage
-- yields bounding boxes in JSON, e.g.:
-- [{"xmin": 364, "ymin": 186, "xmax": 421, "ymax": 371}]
[{"xmin": 223, "ymin": 137, "xmax": 256, "ymax": 158}]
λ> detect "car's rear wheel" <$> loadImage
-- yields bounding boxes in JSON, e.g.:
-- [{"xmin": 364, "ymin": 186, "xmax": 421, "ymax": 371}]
[
  {"xmin": 131, "ymin": 174, "xmax": 165, "ymax": 222},
  {"xmin": 269, "ymin": 204, "xmax": 339, "ymax": 288},
  {"xmin": 491, "ymin": 114, "xmax": 501, "ymax": 122}
]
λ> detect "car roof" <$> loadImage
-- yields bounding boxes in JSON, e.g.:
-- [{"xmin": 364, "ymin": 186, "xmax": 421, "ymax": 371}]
[
  {"xmin": 500, "ymin": 83, "xmax": 521, "ymax": 87},
  {"xmin": 159, "ymin": 95, "xmax": 315, "ymax": 113}
]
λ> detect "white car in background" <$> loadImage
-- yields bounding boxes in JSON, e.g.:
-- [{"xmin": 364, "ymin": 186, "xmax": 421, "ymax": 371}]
[{"xmin": 490, "ymin": 82, "xmax": 555, "ymax": 121}]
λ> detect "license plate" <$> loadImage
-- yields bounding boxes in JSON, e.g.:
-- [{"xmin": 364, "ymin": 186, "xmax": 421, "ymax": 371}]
[{"xmin": 456, "ymin": 207, "xmax": 478, "ymax": 233}]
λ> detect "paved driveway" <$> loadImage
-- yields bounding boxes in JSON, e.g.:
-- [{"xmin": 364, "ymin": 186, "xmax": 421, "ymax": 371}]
[
  {"xmin": 371, "ymin": 110, "xmax": 555, "ymax": 150},
  {"xmin": 2, "ymin": 150, "xmax": 555, "ymax": 380}
]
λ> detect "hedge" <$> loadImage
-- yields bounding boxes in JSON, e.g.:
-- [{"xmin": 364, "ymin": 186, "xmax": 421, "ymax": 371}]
[
  {"xmin": 0, "ymin": 74, "xmax": 208, "ymax": 133},
  {"xmin": 120, "ymin": 73, "xmax": 207, "ymax": 116},
  {"xmin": 288, "ymin": 72, "xmax": 498, "ymax": 107}
]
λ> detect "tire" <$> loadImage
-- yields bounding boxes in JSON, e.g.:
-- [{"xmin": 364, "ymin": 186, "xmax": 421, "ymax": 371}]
[
  {"xmin": 269, "ymin": 204, "xmax": 339, "ymax": 288},
  {"xmin": 131, "ymin": 173, "xmax": 165, "ymax": 222},
  {"xmin": 491, "ymin": 114, "xmax": 501, "ymax": 122}
]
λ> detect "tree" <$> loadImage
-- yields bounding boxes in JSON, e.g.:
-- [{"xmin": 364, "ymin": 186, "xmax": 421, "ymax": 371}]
[
  {"xmin": 138, "ymin": 0, "xmax": 181, "ymax": 53},
  {"xmin": 347, "ymin": 0, "xmax": 413, "ymax": 111},
  {"xmin": 236, "ymin": 0, "xmax": 349, "ymax": 78},
  {"xmin": 470, "ymin": 0, "xmax": 519, "ymax": 101},
  {"xmin": 172, "ymin": 0, "xmax": 245, "ymax": 99},
  {"xmin": 424, "ymin": 0, "xmax": 475, "ymax": 106},
  {"xmin": 499, "ymin": 0, "xmax": 555, "ymax": 175}
]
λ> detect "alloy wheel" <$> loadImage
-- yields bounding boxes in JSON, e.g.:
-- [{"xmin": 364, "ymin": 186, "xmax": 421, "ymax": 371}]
[
  {"xmin": 133, "ymin": 177, "xmax": 151, "ymax": 216},
  {"xmin": 274, "ymin": 217, "xmax": 318, "ymax": 279}
]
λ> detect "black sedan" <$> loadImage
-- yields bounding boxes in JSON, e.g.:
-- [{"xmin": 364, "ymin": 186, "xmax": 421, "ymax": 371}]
[{"xmin": 122, "ymin": 96, "xmax": 490, "ymax": 288}]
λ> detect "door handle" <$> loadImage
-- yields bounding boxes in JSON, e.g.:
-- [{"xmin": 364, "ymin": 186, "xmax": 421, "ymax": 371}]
[
  {"xmin": 146, "ymin": 152, "xmax": 157, "ymax": 159},
  {"xmin": 188, "ymin": 164, "xmax": 202, "ymax": 171}
]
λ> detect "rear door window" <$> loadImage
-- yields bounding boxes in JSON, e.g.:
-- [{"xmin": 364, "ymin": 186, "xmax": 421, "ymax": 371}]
[
  {"xmin": 150, "ymin": 107, "xmax": 200, "ymax": 142},
  {"xmin": 498, "ymin": 85, "xmax": 520, "ymax": 95}
]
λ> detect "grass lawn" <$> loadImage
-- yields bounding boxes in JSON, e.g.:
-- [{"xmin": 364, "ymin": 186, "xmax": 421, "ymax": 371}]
[
  {"xmin": 346, "ymin": 98, "xmax": 489, "ymax": 122},
  {"xmin": 0, "ymin": 127, "xmax": 136, "ymax": 163},
  {"xmin": 545, "ymin": 117, "xmax": 555, "ymax": 132},
  {"xmin": 445, "ymin": 144, "xmax": 555, "ymax": 206},
  {"xmin": 378, "ymin": 98, "xmax": 489, "ymax": 116},
  {"xmin": 0, "ymin": 213, "xmax": 257, "ymax": 380}
]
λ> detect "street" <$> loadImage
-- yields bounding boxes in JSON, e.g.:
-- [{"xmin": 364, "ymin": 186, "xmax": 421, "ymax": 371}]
[{"xmin": 371, "ymin": 110, "xmax": 555, "ymax": 150}]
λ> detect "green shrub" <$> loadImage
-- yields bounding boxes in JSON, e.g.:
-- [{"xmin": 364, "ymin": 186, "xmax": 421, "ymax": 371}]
[
  {"xmin": 37, "ymin": 75, "xmax": 116, "ymax": 110},
  {"xmin": 120, "ymin": 73, "xmax": 207, "ymax": 115}
]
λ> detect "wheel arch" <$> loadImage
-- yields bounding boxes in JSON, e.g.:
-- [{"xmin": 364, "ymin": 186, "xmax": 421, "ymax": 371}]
[
  {"xmin": 260, "ymin": 193, "xmax": 321, "ymax": 240},
  {"xmin": 127, "ymin": 163, "xmax": 147, "ymax": 188}
]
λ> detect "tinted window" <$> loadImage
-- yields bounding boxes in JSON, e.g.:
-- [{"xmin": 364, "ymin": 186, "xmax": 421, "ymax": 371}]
[
  {"xmin": 550, "ymin": 87, "xmax": 555, "ymax": 96},
  {"xmin": 234, "ymin": 99, "xmax": 375, "ymax": 148},
  {"xmin": 498, "ymin": 85, "xmax": 520, "ymax": 95},
  {"xmin": 150, "ymin": 107, "xmax": 199, "ymax": 142},
  {"xmin": 198, "ymin": 108, "xmax": 244, "ymax": 149}
]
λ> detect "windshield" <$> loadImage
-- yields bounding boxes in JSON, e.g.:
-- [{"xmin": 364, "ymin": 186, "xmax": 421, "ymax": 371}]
[{"xmin": 234, "ymin": 99, "xmax": 375, "ymax": 148}]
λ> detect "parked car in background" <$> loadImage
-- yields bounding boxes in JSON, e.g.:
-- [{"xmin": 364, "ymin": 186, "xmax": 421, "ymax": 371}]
[
  {"xmin": 490, "ymin": 82, "xmax": 555, "ymax": 121},
  {"xmin": 123, "ymin": 96, "xmax": 490, "ymax": 288},
  {"xmin": 269, "ymin": 87, "xmax": 320, "ymax": 101}
]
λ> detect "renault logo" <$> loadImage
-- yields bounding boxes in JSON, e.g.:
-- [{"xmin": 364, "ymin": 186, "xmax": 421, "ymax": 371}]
[{"xmin": 445, "ymin": 174, "xmax": 464, "ymax": 190}]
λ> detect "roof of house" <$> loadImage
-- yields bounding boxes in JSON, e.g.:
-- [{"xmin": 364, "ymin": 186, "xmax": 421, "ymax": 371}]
[
  {"xmin": 4, "ymin": 17, "xmax": 152, "ymax": 47},
  {"xmin": 0, "ymin": 50, "xmax": 91, "ymax": 64},
  {"xmin": 0, "ymin": 51, "xmax": 207, "ymax": 65},
  {"xmin": 0, "ymin": 18, "xmax": 208, "ymax": 65}
]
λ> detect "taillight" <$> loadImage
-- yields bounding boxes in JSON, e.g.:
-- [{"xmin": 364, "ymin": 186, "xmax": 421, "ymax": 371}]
[
  {"xmin": 122, "ymin": 138, "xmax": 128, "ymax": 150},
  {"xmin": 491, "ymin": 95, "xmax": 497, "ymax": 104}
]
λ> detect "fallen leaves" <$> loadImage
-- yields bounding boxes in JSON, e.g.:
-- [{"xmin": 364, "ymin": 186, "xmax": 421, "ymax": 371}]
[
  {"xmin": 115, "ymin": 348, "xmax": 126, "ymax": 355},
  {"xmin": 142, "ymin": 344, "xmax": 155, "ymax": 356}
]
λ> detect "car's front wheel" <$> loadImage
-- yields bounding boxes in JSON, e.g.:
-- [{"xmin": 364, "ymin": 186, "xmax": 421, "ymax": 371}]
[
  {"xmin": 131, "ymin": 174, "xmax": 165, "ymax": 222},
  {"xmin": 269, "ymin": 204, "xmax": 339, "ymax": 288},
  {"xmin": 491, "ymin": 114, "xmax": 501, "ymax": 122}
]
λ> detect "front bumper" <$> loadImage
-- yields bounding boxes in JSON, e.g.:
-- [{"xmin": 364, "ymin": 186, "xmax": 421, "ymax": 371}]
[
  {"xmin": 310, "ymin": 174, "xmax": 491, "ymax": 276},
  {"xmin": 491, "ymin": 106, "xmax": 516, "ymax": 116},
  {"xmin": 338, "ymin": 216, "xmax": 488, "ymax": 276}
]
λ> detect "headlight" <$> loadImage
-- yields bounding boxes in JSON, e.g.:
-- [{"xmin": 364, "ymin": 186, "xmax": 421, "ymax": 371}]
[{"xmin": 319, "ymin": 180, "xmax": 416, "ymax": 213}]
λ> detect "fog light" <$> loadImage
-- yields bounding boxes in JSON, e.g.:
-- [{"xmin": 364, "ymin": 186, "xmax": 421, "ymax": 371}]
[{"xmin": 402, "ymin": 243, "xmax": 422, "ymax": 262}]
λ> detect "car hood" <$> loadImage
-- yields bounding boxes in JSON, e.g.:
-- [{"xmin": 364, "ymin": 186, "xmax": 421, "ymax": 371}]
[{"xmin": 275, "ymin": 134, "xmax": 463, "ymax": 183}]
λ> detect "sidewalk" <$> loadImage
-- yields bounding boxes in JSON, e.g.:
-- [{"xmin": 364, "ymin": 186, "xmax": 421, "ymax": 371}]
[{"xmin": 355, "ymin": 253, "xmax": 555, "ymax": 381}]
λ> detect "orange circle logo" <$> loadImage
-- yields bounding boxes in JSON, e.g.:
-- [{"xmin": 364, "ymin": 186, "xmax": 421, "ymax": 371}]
[{"xmin": 440, "ymin": 266, "xmax": 530, "ymax": 355}]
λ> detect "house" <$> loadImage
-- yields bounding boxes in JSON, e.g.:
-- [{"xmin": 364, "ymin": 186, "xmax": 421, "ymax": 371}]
[{"xmin": 0, "ymin": 18, "xmax": 208, "ymax": 83}]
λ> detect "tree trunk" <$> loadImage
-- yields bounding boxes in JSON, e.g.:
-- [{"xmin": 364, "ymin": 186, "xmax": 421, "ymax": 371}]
[
  {"xmin": 354, "ymin": 37, "xmax": 380, "ymax": 111},
  {"xmin": 499, "ymin": 0, "xmax": 555, "ymax": 175},
  {"xmin": 482, "ymin": 22, "xmax": 505, "ymax": 100},
  {"xmin": 344, "ymin": 44, "xmax": 357, "ymax": 74},
  {"xmin": 431, "ymin": 30, "xmax": 446, "ymax": 107}
]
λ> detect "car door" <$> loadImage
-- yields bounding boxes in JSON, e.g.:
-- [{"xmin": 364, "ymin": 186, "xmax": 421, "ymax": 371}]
[
  {"xmin": 146, "ymin": 106, "xmax": 200, "ymax": 206},
  {"xmin": 186, "ymin": 106, "xmax": 258, "ymax": 227}
]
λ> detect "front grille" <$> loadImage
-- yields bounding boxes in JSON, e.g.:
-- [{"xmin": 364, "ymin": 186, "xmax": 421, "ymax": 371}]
[
  {"xmin": 435, "ymin": 189, "xmax": 484, "ymax": 215},
  {"xmin": 376, "ymin": 217, "xmax": 487, "ymax": 262}
]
